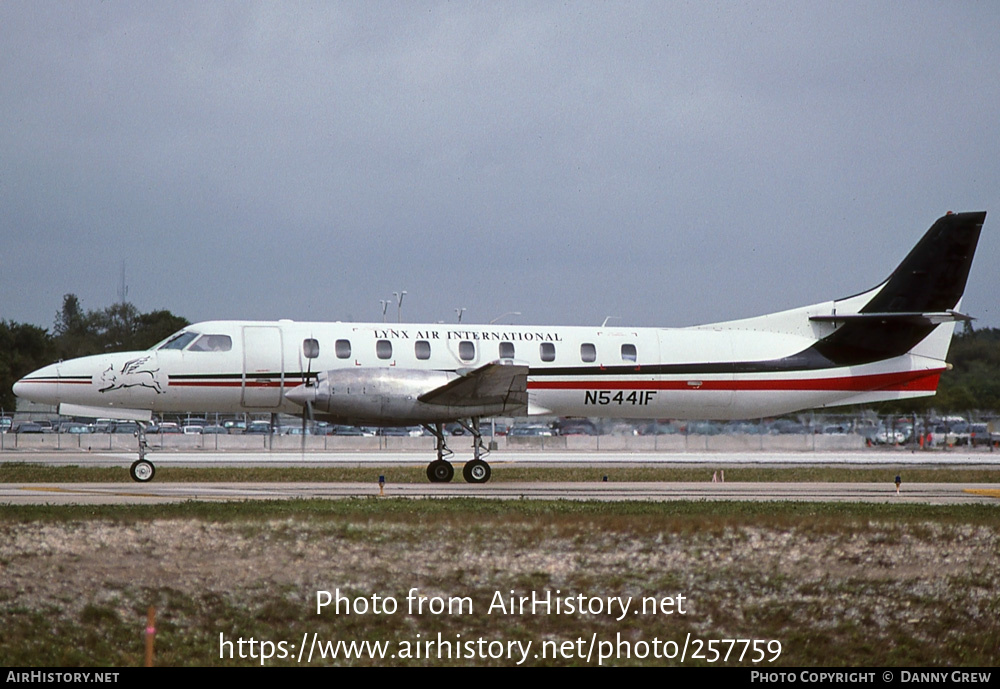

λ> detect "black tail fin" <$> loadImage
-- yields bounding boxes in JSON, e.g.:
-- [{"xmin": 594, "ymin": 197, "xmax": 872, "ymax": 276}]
[
  {"xmin": 812, "ymin": 211, "xmax": 985, "ymax": 365},
  {"xmin": 861, "ymin": 211, "xmax": 985, "ymax": 315}
]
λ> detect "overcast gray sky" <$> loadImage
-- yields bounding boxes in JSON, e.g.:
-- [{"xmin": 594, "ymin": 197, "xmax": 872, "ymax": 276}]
[{"xmin": 3, "ymin": 2, "xmax": 998, "ymax": 332}]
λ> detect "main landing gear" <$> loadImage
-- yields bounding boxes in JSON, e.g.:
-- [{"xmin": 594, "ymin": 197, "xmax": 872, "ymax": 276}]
[
  {"xmin": 129, "ymin": 423, "xmax": 156, "ymax": 483},
  {"xmin": 423, "ymin": 419, "xmax": 492, "ymax": 484}
]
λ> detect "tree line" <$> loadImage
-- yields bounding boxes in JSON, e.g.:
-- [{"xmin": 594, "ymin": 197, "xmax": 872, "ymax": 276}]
[
  {"xmin": 1, "ymin": 296, "xmax": 998, "ymax": 417},
  {"xmin": 921, "ymin": 326, "xmax": 1000, "ymax": 415},
  {"xmin": 1, "ymin": 295, "xmax": 188, "ymax": 410}
]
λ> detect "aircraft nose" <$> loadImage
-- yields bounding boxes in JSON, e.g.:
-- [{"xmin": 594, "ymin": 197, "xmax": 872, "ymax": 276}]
[{"xmin": 12, "ymin": 363, "xmax": 60, "ymax": 404}]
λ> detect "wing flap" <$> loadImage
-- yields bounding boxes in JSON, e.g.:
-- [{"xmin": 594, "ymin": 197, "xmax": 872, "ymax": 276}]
[{"xmin": 418, "ymin": 361, "xmax": 528, "ymax": 413}]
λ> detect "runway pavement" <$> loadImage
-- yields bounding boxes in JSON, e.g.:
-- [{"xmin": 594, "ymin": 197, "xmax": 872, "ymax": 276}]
[
  {"xmin": 2, "ymin": 449, "xmax": 999, "ymax": 505},
  {"xmin": 1, "ymin": 480, "xmax": 999, "ymax": 505}
]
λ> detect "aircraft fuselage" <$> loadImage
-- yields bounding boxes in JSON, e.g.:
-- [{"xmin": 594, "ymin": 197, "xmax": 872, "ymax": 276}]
[{"xmin": 15, "ymin": 314, "xmax": 946, "ymax": 425}]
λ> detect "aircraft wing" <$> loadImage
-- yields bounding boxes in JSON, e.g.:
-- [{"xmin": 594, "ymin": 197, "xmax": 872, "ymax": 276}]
[{"xmin": 418, "ymin": 361, "xmax": 528, "ymax": 413}]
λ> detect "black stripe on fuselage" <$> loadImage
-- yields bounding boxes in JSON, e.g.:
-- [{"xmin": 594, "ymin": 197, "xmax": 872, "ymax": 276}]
[{"xmin": 528, "ymin": 343, "xmax": 854, "ymax": 379}]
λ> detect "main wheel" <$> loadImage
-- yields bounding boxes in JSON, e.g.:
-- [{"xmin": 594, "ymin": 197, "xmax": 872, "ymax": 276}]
[
  {"xmin": 130, "ymin": 459, "xmax": 155, "ymax": 483},
  {"xmin": 426, "ymin": 460, "xmax": 454, "ymax": 483},
  {"xmin": 462, "ymin": 459, "xmax": 491, "ymax": 484}
]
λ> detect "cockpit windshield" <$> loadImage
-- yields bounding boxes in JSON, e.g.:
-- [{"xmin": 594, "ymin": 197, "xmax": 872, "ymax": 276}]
[
  {"xmin": 154, "ymin": 330, "xmax": 233, "ymax": 352},
  {"xmin": 157, "ymin": 331, "xmax": 199, "ymax": 350}
]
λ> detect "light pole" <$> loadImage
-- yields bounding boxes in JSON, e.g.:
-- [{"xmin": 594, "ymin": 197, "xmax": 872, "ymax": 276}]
[
  {"xmin": 379, "ymin": 300, "xmax": 389, "ymax": 323},
  {"xmin": 393, "ymin": 291, "xmax": 407, "ymax": 323},
  {"xmin": 455, "ymin": 307, "xmax": 466, "ymax": 323}
]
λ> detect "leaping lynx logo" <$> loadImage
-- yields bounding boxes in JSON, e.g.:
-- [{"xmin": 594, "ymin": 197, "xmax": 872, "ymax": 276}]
[{"xmin": 97, "ymin": 356, "xmax": 167, "ymax": 394}]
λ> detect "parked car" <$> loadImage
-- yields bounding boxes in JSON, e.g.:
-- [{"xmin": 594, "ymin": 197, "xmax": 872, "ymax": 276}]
[
  {"xmin": 553, "ymin": 419, "xmax": 599, "ymax": 436},
  {"xmin": 223, "ymin": 420, "xmax": 247, "ymax": 434},
  {"xmin": 685, "ymin": 421, "xmax": 723, "ymax": 435},
  {"xmin": 509, "ymin": 424, "xmax": 554, "ymax": 437},
  {"xmin": 331, "ymin": 425, "xmax": 363, "ymax": 436},
  {"xmin": 873, "ymin": 425, "xmax": 906, "ymax": 445},
  {"xmin": 970, "ymin": 423, "xmax": 991, "ymax": 447},
  {"xmin": 377, "ymin": 426, "xmax": 425, "ymax": 437},
  {"xmin": 246, "ymin": 421, "xmax": 272, "ymax": 434}
]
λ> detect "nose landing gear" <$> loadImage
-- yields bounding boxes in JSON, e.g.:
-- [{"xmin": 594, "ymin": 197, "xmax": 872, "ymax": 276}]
[{"xmin": 129, "ymin": 423, "xmax": 156, "ymax": 482}]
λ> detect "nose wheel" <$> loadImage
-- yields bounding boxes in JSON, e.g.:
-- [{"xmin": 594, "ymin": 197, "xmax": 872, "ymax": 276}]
[
  {"xmin": 129, "ymin": 423, "xmax": 156, "ymax": 482},
  {"xmin": 130, "ymin": 459, "xmax": 155, "ymax": 482}
]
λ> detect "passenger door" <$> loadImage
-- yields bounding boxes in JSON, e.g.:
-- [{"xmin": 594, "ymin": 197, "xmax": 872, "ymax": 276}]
[{"xmin": 242, "ymin": 326, "xmax": 284, "ymax": 407}]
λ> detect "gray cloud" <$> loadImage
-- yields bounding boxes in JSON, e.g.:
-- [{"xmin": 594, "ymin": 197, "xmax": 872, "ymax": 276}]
[{"xmin": 2, "ymin": 2, "xmax": 998, "ymax": 331}]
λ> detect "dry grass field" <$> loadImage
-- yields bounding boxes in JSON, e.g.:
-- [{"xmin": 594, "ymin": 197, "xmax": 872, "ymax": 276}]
[{"xmin": 1, "ymin": 498, "xmax": 998, "ymax": 666}]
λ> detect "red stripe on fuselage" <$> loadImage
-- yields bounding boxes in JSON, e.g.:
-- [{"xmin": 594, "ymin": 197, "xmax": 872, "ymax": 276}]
[
  {"xmin": 31, "ymin": 370, "xmax": 943, "ymax": 393},
  {"xmin": 169, "ymin": 380, "xmax": 296, "ymax": 388},
  {"xmin": 528, "ymin": 369, "xmax": 943, "ymax": 393}
]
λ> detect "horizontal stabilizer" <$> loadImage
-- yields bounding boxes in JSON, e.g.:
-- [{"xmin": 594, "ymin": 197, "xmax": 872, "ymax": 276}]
[
  {"xmin": 809, "ymin": 310, "xmax": 974, "ymax": 327},
  {"xmin": 418, "ymin": 361, "xmax": 528, "ymax": 412}
]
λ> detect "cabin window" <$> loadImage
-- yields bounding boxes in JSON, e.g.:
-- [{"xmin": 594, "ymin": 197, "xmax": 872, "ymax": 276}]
[
  {"xmin": 580, "ymin": 343, "xmax": 596, "ymax": 363},
  {"xmin": 302, "ymin": 338, "xmax": 319, "ymax": 359},
  {"xmin": 158, "ymin": 331, "xmax": 199, "ymax": 350},
  {"xmin": 540, "ymin": 342, "xmax": 556, "ymax": 362},
  {"xmin": 621, "ymin": 344, "xmax": 637, "ymax": 362},
  {"xmin": 376, "ymin": 339, "xmax": 392, "ymax": 360},
  {"xmin": 188, "ymin": 334, "xmax": 233, "ymax": 352},
  {"xmin": 335, "ymin": 339, "xmax": 351, "ymax": 359},
  {"xmin": 415, "ymin": 340, "xmax": 431, "ymax": 360},
  {"xmin": 499, "ymin": 342, "xmax": 515, "ymax": 359},
  {"xmin": 458, "ymin": 340, "xmax": 475, "ymax": 361}
]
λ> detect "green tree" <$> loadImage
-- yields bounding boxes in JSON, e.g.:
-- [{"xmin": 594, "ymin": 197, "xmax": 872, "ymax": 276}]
[
  {"xmin": 0, "ymin": 322, "xmax": 56, "ymax": 411},
  {"xmin": 53, "ymin": 294, "xmax": 98, "ymax": 359},
  {"xmin": 874, "ymin": 327, "xmax": 1000, "ymax": 416},
  {"xmin": 51, "ymin": 295, "xmax": 189, "ymax": 358},
  {"xmin": 136, "ymin": 309, "xmax": 190, "ymax": 350}
]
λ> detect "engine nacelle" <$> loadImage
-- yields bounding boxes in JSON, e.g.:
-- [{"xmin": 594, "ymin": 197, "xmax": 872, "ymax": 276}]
[{"xmin": 284, "ymin": 368, "xmax": 514, "ymax": 425}]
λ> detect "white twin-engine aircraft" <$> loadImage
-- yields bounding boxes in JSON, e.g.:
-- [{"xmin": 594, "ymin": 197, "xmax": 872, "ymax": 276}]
[{"xmin": 13, "ymin": 211, "xmax": 986, "ymax": 484}]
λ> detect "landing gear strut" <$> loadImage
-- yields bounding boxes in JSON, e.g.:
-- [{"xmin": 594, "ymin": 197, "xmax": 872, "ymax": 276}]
[
  {"xmin": 423, "ymin": 422, "xmax": 455, "ymax": 482},
  {"xmin": 422, "ymin": 419, "xmax": 492, "ymax": 483},
  {"xmin": 129, "ymin": 422, "xmax": 156, "ymax": 482},
  {"xmin": 458, "ymin": 418, "xmax": 491, "ymax": 484}
]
